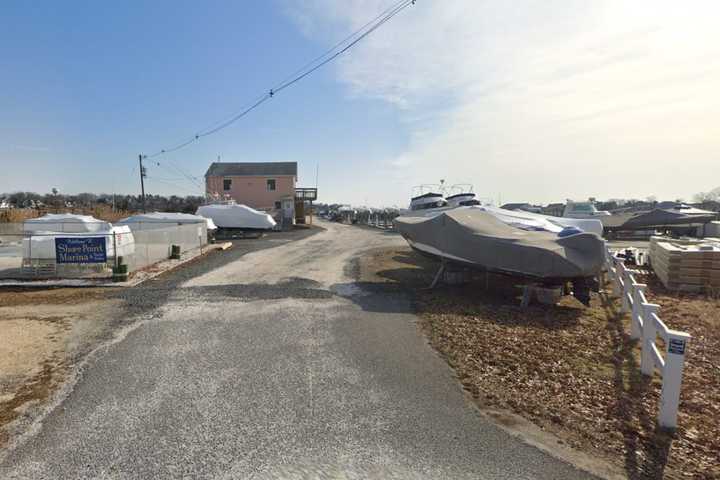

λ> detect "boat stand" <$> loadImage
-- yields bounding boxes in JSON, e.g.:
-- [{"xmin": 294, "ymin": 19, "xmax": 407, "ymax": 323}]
[
  {"xmin": 520, "ymin": 285, "xmax": 534, "ymax": 308},
  {"xmin": 427, "ymin": 259, "xmax": 474, "ymax": 289},
  {"xmin": 428, "ymin": 259, "xmax": 446, "ymax": 289},
  {"xmin": 519, "ymin": 283, "xmax": 564, "ymax": 308}
]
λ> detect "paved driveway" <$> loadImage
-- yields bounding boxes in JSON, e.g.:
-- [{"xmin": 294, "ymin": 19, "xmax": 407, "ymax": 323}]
[{"xmin": 0, "ymin": 221, "xmax": 598, "ymax": 479}]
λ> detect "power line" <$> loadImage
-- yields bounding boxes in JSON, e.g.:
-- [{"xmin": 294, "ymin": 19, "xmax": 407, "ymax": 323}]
[
  {"xmin": 272, "ymin": 0, "xmax": 410, "ymax": 91},
  {"xmin": 272, "ymin": 0, "xmax": 414, "ymax": 95},
  {"xmin": 144, "ymin": 0, "xmax": 416, "ymax": 159},
  {"xmin": 152, "ymin": 160, "xmax": 203, "ymax": 188},
  {"xmin": 146, "ymin": 176, "xmax": 203, "ymax": 195},
  {"xmin": 196, "ymin": 94, "xmax": 272, "ymax": 138}
]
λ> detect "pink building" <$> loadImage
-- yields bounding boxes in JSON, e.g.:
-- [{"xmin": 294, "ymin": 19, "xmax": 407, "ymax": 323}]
[{"xmin": 205, "ymin": 162, "xmax": 297, "ymax": 212}]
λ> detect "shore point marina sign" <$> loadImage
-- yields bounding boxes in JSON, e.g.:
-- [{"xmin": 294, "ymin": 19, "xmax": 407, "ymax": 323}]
[{"xmin": 55, "ymin": 237, "xmax": 107, "ymax": 264}]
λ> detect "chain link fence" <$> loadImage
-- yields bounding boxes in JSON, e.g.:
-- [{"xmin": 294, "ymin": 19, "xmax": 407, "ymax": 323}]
[{"xmin": 0, "ymin": 221, "xmax": 207, "ymax": 280}]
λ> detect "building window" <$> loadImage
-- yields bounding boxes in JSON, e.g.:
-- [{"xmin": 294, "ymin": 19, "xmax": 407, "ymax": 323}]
[
  {"xmin": 267, "ymin": 179, "xmax": 276, "ymax": 191},
  {"xmin": 223, "ymin": 178, "xmax": 232, "ymax": 191},
  {"xmin": 274, "ymin": 201, "xmax": 281, "ymax": 209}
]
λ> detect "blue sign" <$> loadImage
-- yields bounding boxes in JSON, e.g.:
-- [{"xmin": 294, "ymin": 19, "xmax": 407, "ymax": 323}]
[
  {"xmin": 55, "ymin": 237, "xmax": 107, "ymax": 264},
  {"xmin": 668, "ymin": 339, "xmax": 686, "ymax": 355}
]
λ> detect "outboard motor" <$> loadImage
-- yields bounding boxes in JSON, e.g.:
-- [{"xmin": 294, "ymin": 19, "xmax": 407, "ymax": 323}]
[{"xmin": 623, "ymin": 249, "xmax": 637, "ymax": 266}]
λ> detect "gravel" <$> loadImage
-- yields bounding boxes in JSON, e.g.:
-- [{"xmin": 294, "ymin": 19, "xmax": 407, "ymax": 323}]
[{"xmin": 1, "ymin": 222, "xmax": 599, "ymax": 479}]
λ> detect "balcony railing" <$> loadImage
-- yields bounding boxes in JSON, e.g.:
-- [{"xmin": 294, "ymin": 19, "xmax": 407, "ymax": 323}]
[{"xmin": 295, "ymin": 188, "xmax": 318, "ymax": 201}]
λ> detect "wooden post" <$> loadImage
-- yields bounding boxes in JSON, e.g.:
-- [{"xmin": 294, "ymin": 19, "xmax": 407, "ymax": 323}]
[
  {"xmin": 640, "ymin": 303, "xmax": 661, "ymax": 376},
  {"xmin": 659, "ymin": 330, "xmax": 690, "ymax": 429},
  {"xmin": 620, "ymin": 266, "xmax": 631, "ymax": 313},
  {"xmin": 113, "ymin": 231, "xmax": 119, "ymax": 269},
  {"xmin": 630, "ymin": 282, "xmax": 646, "ymax": 340}
]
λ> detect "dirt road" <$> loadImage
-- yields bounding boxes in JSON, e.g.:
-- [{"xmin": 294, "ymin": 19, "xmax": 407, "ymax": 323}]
[{"xmin": 0, "ymin": 221, "xmax": 599, "ymax": 479}]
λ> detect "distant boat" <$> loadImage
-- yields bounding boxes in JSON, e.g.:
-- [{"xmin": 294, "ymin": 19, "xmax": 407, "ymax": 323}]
[
  {"xmin": 602, "ymin": 205, "xmax": 718, "ymax": 231},
  {"xmin": 196, "ymin": 203, "xmax": 276, "ymax": 230},
  {"xmin": 563, "ymin": 201, "xmax": 611, "ymax": 219}
]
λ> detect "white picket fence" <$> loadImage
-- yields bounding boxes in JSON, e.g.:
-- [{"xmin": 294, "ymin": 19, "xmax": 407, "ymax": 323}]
[{"xmin": 604, "ymin": 249, "xmax": 691, "ymax": 429}]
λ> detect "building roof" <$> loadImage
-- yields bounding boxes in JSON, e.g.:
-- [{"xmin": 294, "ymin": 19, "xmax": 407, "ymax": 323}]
[{"xmin": 205, "ymin": 162, "xmax": 297, "ymax": 177}]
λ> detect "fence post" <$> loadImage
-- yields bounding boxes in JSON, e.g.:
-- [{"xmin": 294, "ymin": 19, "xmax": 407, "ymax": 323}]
[
  {"xmin": 658, "ymin": 330, "xmax": 691, "ymax": 429},
  {"xmin": 640, "ymin": 303, "xmax": 661, "ymax": 375},
  {"xmin": 113, "ymin": 231, "xmax": 119, "ymax": 269},
  {"xmin": 612, "ymin": 257, "xmax": 623, "ymax": 297},
  {"xmin": 28, "ymin": 232, "xmax": 32, "ymax": 275},
  {"xmin": 604, "ymin": 251, "xmax": 614, "ymax": 290},
  {"xmin": 620, "ymin": 264, "xmax": 631, "ymax": 312},
  {"xmin": 630, "ymin": 282, "xmax": 646, "ymax": 340}
]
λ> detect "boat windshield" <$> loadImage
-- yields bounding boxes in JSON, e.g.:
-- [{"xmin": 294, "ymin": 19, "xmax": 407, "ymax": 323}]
[
  {"xmin": 571, "ymin": 203, "xmax": 595, "ymax": 212},
  {"xmin": 412, "ymin": 199, "xmax": 447, "ymax": 211}
]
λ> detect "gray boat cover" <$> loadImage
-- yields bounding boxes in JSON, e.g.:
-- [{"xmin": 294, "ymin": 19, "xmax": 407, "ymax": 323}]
[
  {"xmin": 394, "ymin": 208, "xmax": 605, "ymax": 280},
  {"xmin": 601, "ymin": 208, "xmax": 717, "ymax": 230}
]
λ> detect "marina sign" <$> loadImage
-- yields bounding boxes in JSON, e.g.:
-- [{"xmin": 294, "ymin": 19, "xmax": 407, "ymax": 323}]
[{"xmin": 55, "ymin": 237, "xmax": 107, "ymax": 264}]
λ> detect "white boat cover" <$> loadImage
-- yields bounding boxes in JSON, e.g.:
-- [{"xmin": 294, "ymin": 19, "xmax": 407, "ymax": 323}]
[
  {"xmin": 24, "ymin": 214, "xmax": 112, "ymax": 233},
  {"xmin": 196, "ymin": 204, "xmax": 276, "ymax": 230},
  {"xmin": 118, "ymin": 212, "xmax": 217, "ymax": 230},
  {"xmin": 22, "ymin": 225, "xmax": 135, "ymax": 260},
  {"xmin": 480, "ymin": 206, "xmax": 603, "ymax": 236}
]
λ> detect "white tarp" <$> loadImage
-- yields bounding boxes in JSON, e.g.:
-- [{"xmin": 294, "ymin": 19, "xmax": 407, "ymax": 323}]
[
  {"xmin": 22, "ymin": 225, "xmax": 135, "ymax": 260},
  {"xmin": 196, "ymin": 204, "xmax": 276, "ymax": 229},
  {"xmin": 478, "ymin": 206, "xmax": 604, "ymax": 236},
  {"xmin": 117, "ymin": 212, "xmax": 217, "ymax": 230},
  {"xmin": 24, "ymin": 213, "xmax": 112, "ymax": 233}
]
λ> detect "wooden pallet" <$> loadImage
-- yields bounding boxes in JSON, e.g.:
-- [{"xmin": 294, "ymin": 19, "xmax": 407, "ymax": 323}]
[{"xmin": 649, "ymin": 236, "xmax": 720, "ymax": 290}]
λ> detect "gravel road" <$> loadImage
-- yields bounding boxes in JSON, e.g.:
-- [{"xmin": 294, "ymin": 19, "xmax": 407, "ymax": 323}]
[{"xmin": 0, "ymin": 221, "xmax": 599, "ymax": 479}]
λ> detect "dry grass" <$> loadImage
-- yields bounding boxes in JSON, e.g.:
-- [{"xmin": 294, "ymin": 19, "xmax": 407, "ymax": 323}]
[
  {"xmin": 360, "ymin": 247, "xmax": 720, "ymax": 480},
  {"xmin": 0, "ymin": 287, "xmax": 115, "ymax": 448},
  {"xmin": 0, "ymin": 287, "xmax": 108, "ymax": 307},
  {"xmin": 0, "ymin": 206, "xmax": 134, "ymax": 224},
  {"xmin": 0, "ymin": 209, "xmax": 39, "ymax": 223},
  {"xmin": 0, "ymin": 361, "xmax": 67, "ymax": 447}
]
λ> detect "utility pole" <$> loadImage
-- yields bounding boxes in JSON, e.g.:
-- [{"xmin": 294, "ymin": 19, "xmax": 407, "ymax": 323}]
[{"xmin": 138, "ymin": 154, "xmax": 147, "ymax": 213}]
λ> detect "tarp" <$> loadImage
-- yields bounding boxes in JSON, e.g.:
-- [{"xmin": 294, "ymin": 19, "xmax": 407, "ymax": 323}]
[
  {"xmin": 22, "ymin": 225, "xmax": 135, "ymax": 260},
  {"xmin": 24, "ymin": 214, "xmax": 112, "ymax": 233},
  {"xmin": 196, "ymin": 204, "xmax": 276, "ymax": 229},
  {"xmin": 480, "ymin": 206, "xmax": 603, "ymax": 236},
  {"xmin": 394, "ymin": 207, "xmax": 605, "ymax": 280},
  {"xmin": 118, "ymin": 212, "xmax": 217, "ymax": 230},
  {"xmin": 602, "ymin": 208, "xmax": 718, "ymax": 230}
]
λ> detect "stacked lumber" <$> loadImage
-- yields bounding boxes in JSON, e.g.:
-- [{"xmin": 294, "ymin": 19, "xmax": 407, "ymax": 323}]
[{"xmin": 650, "ymin": 236, "xmax": 720, "ymax": 291}]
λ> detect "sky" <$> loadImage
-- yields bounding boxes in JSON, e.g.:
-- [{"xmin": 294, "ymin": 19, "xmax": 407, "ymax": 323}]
[{"xmin": 1, "ymin": 0, "xmax": 719, "ymax": 207}]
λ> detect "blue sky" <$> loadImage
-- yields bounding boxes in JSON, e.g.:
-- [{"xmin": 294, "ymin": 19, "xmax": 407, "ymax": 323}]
[
  {"xmin": 2, "ymin": 1, "xmax": 720, "ymax": 206},
  {"xmin": 0, "ymin": 1, "xmax": 407, "ymax": 201}
]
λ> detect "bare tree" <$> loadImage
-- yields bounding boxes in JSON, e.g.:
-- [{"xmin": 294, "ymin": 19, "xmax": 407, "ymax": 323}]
[{"xmin": 694, "ymin": 186, "xmax": 720, "ymax": 203}]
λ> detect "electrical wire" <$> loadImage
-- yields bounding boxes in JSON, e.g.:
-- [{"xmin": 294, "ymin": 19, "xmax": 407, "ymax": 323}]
[
  {"xmin": 146, "ymin": 176, "xmax": 203, "ymax": 195},
  {"xmin": 158, "ymin": 1, "xmax": 410, "ymax": 145},
  {"xmin": 144, "ymin": 0, "xmax": 416, "ymax": 159},
  {"xmin": 153, "ymin": 160, "xmax": 203, "ymax": 188},
  {"xmin": 271, "ymin": 0, "xmax": 410, "ymax": 91},
  {"xmin": 272, "ymin": 0, "xmax": 414, "ymax": 95}
]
